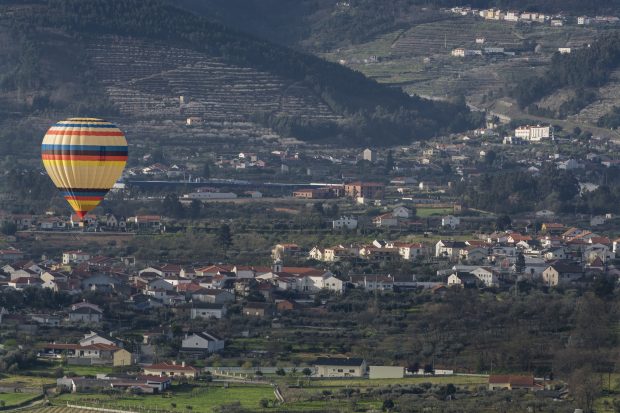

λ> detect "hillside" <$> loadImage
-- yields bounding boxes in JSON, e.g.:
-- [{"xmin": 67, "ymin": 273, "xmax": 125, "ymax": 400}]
[
  {"xmin": 0, "ymin": 0, "xmax": 481, "ymax": 158},
  {"xmin": 177, "ymin": 0, "xmax": 620, "ymax": 51}
]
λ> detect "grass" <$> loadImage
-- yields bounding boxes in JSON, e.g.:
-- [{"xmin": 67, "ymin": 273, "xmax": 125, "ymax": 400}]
[
  {"xmin": 416, "ymin": 207, "xmax": 454, "ymax": 218},
  {"xmin": 0, "ymin": 375, "xmax": 55, "ymax": 387},
  {"xmin": 53, "ymin": 383, "xmax": 274, "ymax": 413},
  {"xmin": 24, "ymin": 361, "xmax": 115, "ymax": 377},
  {"xmin": 0, "ymin": 393, "xmax": 41, "ymax": 406},
  {"xmin": 308, "ymin": 375, "xmax": 487, "ymax": 388}
]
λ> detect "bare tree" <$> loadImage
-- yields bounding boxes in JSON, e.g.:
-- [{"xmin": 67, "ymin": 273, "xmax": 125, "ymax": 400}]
[{"xmin": 569, "ymin": 365, "xmax": 601, "ymax": 413}]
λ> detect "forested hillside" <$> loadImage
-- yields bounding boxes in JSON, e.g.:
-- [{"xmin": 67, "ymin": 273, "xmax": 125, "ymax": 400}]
[{"xmin": 0, "ymin": 0, "xmax": 482, "ymax": 148}]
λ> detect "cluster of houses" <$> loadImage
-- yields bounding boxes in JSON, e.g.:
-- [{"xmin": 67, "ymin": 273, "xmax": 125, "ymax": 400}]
[
  {"xmin": 447, "ymin": 6, "xmax": 619, "ymax": 27},
  {"xmin": 438, "ymin": 224, "xmax": 619, "ymax": 287},
  {"xmin": 0, "ymin": 212, "xmax": 163, "ymax": 233}
]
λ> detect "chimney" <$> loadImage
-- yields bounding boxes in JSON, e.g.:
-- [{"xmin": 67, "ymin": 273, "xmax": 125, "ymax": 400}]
[
  {"xmin": 182, "ymin": 361, "xmax": 186, "ymax": 367},
  {"xmin": 172, "ymin": 360, "xmax": 176, "ymax": 365}
]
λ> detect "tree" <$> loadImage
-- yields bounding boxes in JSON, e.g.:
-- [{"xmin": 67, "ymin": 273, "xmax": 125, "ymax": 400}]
[
  {"xmin": 302, "ymin": 367, "xmax": 312, "ymax": 376},
  {"xmin": 188, "ymin": 199, "xmax": 202, "ymax": 219},
  {"xmin": 484, "ymin": 150, "xmax": 497, "ymax": 165},
  {"xmin": 385, "ymin": 150, "xmax": 395, "ymax": 172},
  {"xmin": 313, "ymin": 202, "xmax": 324, "ymax": 215},
  {"xmin": 515, "ymin": 252, "xmax": 526, "ymax": 274},
  {"xmin": 382, "ymin": 399, "xmax": 395, "ymax": 412},
  {"xmin": 217, "ymin": 224, "xmax": 233, "ymax": 250},
  {"xmin": 162, "ymin": 194, "xmax": 184, "ymax": 218},
  {"xmin": 0, "ymin": 222, "xmax": 17, "ymax": 236},
  {"xmin": 495, "ymin": 214, "xmax": 512, "ymax": 230},
  {"xmin": 275, "ymin": 367, "xmax": 286, "ymax": 376},
  {"xmin": 569, "ymin": 365, "xmax": 601, "ymax": 413},
  {"xmin": 259, "ymin": 399, "xmax": 269, "ymax": 408}
]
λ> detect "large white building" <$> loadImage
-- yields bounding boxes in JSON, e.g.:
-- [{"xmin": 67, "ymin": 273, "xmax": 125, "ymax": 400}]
[{"xmin": 514, "ymin": 125, "xmax": 551, "ymax": 142}]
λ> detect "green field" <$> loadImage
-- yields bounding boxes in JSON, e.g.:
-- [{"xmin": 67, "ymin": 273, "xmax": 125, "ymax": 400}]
[
  {"xmin": 309, "ymin": 375, "xmax": 487, "ymax": 388},
  {"xmin": 0, "ymin": 392, "xmax": 41, "ymax": 406},
  {"xmin": 0, "ymin": 375, "xmax": 55, "ymax": 387},
  {"xmin": 416, "ymin": 207, "xmax": 455, "ymax": 218},
  {"xmin": 54, "ymin": 384, "xmax": 274, "ymax": 413},
  {"xmin": 24, "ymin": 362, "xmax": 115, "ymax": 377}
]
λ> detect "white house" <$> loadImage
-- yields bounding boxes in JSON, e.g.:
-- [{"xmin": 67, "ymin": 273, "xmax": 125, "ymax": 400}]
[
  {"xmin": 514, "ymin": 125, "xmax": 550, "ymax": 142},
  {"xmin": 332, "ymin": 216, "xmax": 358, "ymax": 230},
  {"xmin": 62, "ymin": 250, "xmax": 91, "ymax": 265},
  {"xmin": 441, "ymin": 215, "xmax": 460, "ymax": 229},
  {"xmin": 392, "ymin": 206, "xmax": 412, "ymax": 219},
  {"xmin": 373, "ymin": 213, "xmax": 398, "ymax": 228},
  {"xmin": 362, "ymin": 148, "xmax": 376, "ymax": 162},
  {"xmin": 471, "ymin": 267, "xmax": 499, "ymax": 287},
  {"xmin": 181, "ymin": 331, "xmax": 225, "ymax": 353},
  {"xmin": 79, "ymin": 331, "xmax": 118, "ymax": 347},
  {"xmin": 435, "ymin": 240, "xmax": 467, "ymax": 259},
  {"xmin": 387, "ymin": 242, "xmax": 425, "ymax": 260},
  {"xmin": 190, "ymin": 303, "xmax": 227, "ymax": 319}
]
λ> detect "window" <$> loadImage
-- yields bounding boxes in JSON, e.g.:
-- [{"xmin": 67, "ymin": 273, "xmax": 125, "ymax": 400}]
[{"xmin": 337, "ymin": 369, "xmax": 343, "ymax": 372}]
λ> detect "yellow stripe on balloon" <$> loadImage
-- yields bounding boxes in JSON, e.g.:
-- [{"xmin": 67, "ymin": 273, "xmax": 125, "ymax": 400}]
[
  {"xmin": 42, "ymin": 135, "xmax": 127, "ymax": 146},
  {"xmin": 66, "ymin": 199, "xmax": 103, "ymax": 209},
  {"xmin": 42, "ymin": 160, "xmax": 127, "ymax": 167}
]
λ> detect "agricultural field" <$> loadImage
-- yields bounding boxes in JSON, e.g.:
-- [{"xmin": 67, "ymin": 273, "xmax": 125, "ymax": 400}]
[
  {"xmin": 53, "ymin": 384, "xmax": 275, "ymax": 413},
  {"xmin": 0, "ymin": 392, "xmax": 41, "ymax": 406}
]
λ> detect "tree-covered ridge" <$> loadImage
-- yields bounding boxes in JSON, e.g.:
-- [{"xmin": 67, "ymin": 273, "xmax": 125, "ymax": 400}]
[
  {"xmin": 453, "ymin": 164, "xmax": 620, "ymax": 215},
  {"xmin": 511, "ymin": 32, "xmax": 620, "ymax": 109},
  {"xmin": 4, "ymin": 0, "xmax": 480, "ymax": 145}
]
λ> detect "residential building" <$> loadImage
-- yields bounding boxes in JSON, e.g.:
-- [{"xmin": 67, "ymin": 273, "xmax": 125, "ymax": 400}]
[
  {"xmin": 113, "ymin": 349, "xmax": 133, "ymax": 367},
  {"xmin": 435, "ymin": 240, "xmax": 467, "ymax": 259},
  {"xmin": 362, "ymin": 148, "xmax": 376, "ymax": 162},
  {"xmin": 62, "ymin": 250, "xmax": 90, "ymax": 265},
  {"xmin": 181, "ymin": 331, "xmax": 225, "ymax": 354},
  {"xmin": 447, "ymin": 272, "xmax": 478, "ymax": 288},
  {"xmin": 332, "ymin": 216, "xmax": 358, "ymax": 230},
  {"xmin": 514, "ymin": 125, "xmax": 550, "ymax": 142},
  {"xmin": 441, "ymin": 215, "xmax": 460, "ymax": 229},
  {"xmin": 190, "ymin": 303, "xmax": 227, "ymax": 319},
  {"xmin": 542, "ymin": 261, "xmax": 584, "ymax": 286},
  {"xmin": 143, "ymin": 361, "xmax": 197, "ymax": 378},
  {"xmin": 344, "ymin": 182, "xmax": 385, "ymax": 199},
  {"xmin": 373, "ymin": 213, "xmax": 398, "ymax": 228},
  {"xmin": 314, "ymin": 357, "xmax": 367, "ymax": 378},
  {"xmin": 488, "ymin": 375, "xmax": 540, "ymax": 391},
  {"xmin": 348, "ymin": 274, "xmax": 394, "ymax": 292}
]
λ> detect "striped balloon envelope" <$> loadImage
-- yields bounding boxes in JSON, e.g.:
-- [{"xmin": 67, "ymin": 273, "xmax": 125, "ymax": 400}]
[{"xmin": 41, "ymin": 118, "xmax": 128, "ymax": 219}]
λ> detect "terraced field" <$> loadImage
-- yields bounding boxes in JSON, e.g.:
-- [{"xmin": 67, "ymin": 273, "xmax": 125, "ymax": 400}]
[
  {"xmin": 85, "ymin": 36, "xmax": 340, "ymax": 146},
  {"xmin": 323, "ymin": 15, "xmax": 608, "ymax": 127}
]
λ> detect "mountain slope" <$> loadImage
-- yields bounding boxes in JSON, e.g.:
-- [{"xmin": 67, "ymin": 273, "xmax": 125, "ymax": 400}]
[
  {"xmin": 176, "ymin": 0, "xmax": 620, "ymax": 52},
  {"xmin": 0, "ymin": 0, "xmax": 481, "ymax": 150}
]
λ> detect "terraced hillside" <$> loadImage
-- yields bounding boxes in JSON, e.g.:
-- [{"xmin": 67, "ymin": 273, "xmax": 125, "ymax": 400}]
[
  {"xmin": 322, "ymin": 15, "xmax": 617, "ymax": 134},
  {"xmin": 83, "ymin": 36, "xmax": 340, "ymax": 145}
]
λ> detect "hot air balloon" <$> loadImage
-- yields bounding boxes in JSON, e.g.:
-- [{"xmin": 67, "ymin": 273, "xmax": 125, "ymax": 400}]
[{"xmin": 41, "ymin": 118, "xmax": 128, "ymax": 219}]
